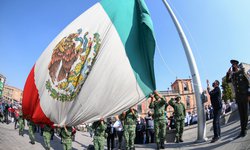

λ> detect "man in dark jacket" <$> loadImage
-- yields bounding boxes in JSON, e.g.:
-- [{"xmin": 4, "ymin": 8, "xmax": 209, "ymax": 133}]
[
  {"xmin": 106, "ymin": 120, "xmax": 116, "ymax": 150},
  {"xmin": 207, "ymin": 79, "xmax": 222, "ymax": 143},
  {"xmin": 226, "ymin": 59, "xmax": 250, "ymax": 138}
]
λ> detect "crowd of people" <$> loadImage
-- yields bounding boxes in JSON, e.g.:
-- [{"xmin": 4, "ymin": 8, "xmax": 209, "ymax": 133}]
[
  {"xmin": 0, "ymin": 59, "xmax": 249, "ymax": 150},
  {"xmin": 0, "ymin": 101, "xmax": 77, "ymax": 150},
  {"xmin": 87, "ymin": 91, "xmax": 187, "ymax": 150}
]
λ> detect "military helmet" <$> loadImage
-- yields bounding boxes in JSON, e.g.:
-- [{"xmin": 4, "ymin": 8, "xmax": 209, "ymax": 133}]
[{"xmin": 175, "ymin": 94, "xmax": 181, "ymax": 100}]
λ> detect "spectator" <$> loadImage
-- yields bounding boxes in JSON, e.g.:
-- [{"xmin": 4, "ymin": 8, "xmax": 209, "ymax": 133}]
[
  {"xmin": 113, "ymin": 115, "xmax": 124, "ymax": 149},
  {"xmin": 191, "ymin": 113, "xmax": 198, "ymax": 125},
  {"xmin": 208, "ymin": 105, "xmax": 214, "ymax": 119},
  {"xmin": 205, "ymin": 105, "xmax": 210, "ymax": 120},
  {"xmin": 185, "ymin": 112, "xmax": 192, "ymax": 126},
  {"xmin": 225, "ymin": 101, "xmax": 231, "ymax": 113},
  {"xmin": 145, "ymin": 111, "xmax": 155, "ymax": 143},
  {"xmin": 207, "ymin": 79, "xmax": 223, "ymax": 143},
  {"xmin": 87, "ymin": 123, "xmax": 93, "ymax": 138},
  {"xmin": 135, "ymin": 117, "xmax": 145, "ymax": 144},
  {"xmin": 221, "ymin": 101, "xmax": 226, "ymax": 115},
  {"xmin": 169, "ymin": 114, "xmax": 175, "ymax": 129},
  {"xmin": 13, "ymin": 108, "xmax": 19, "ymax": 129},
  {"xmin": 230, "ymin": 100, "xmax": 238, "ymax": 112},
  {"xmin": 4, "ymin": 104, "xmax": 9, "ymax": 124},
  {"xmin": 106, "ymin": 120, "xmax": 116, "ymax": 150}
]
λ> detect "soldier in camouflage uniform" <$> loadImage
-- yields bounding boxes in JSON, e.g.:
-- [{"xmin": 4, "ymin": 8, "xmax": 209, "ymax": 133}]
[
  {"xmin": 61, "ymin": 126, "xmax": 73, "ymax": 150},
  {"xmin": 43, "ymin": 124, "xmax": 52, "ymax": 150},
  {"xmin": 169, "ymin": 95, "xmax": 186, "ymax": 143},
  {"xmin": 18, "ymin": 109, "xmax": 25, "ymax": 136},
  {"xmin": 28, "ymin": 120, "xmax": 36, "ymax": 144},
  {"xmin": 92, "ymin": 118, "xmax": 107, "ymax": 150},
  {"xmin": 226, "ymin": 59, "xmax": 250, "ymax": 138},
  {"xmin": 122, "ymin": 107, "xmax": 138, "ymax": 150},
  {"xmin": 149, "ymin": 90, "xmax": 167, "ymax": 149}
]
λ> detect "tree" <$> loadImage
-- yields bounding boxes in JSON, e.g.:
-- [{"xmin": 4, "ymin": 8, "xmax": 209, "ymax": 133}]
[{"xmin": 221, "ymin": 77, "xmax": 234, "ymax": 102}]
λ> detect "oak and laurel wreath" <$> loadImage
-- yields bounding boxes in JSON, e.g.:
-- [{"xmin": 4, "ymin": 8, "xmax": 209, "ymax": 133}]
[
  {"xmin": 45, "ymin": 80, "xmax": 78, "ymax": 101},
  {"xmin": 45, "ymin": 30, "xmax": 101, "ymax": 102}
]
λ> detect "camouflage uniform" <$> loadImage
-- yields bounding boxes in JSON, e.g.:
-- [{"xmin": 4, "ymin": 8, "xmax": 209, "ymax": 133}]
[
  {"xmin": 28, "ymin": 120, "xmax": 36, "ymax": 144},
  {"xmin": 18, "ymin": 111, "xmax": 25, "ymax": 136},
  {"xmin": 149, "ymin": 96, "xmax": 167, "ymax": 149},
  {"xmin": 169, "ymin": 98, "xmax": 186, "ymax": 143},
  {"xmin": 61, "ymin": 126, "xmax": 73, "ymax": 150},
  {"xmin": 92, "ymin": 120, "xmax": 107, "ymax": 150},
  {"xmin": 122, "ymin": 109, "xmax": 138, "ymax": 150},
  {"xmin": 43, "ymin": 124, "xmax": 52, "ymax": 150}
]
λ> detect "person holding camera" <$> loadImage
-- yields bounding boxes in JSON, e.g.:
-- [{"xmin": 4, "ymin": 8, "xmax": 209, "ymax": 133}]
[
  {"xmin": 226, "ymin": 59, "xmax": 250, "ymax": 138},
  {"xmin": 207, "ymin": 79, "xmax": 222, "ymax": 143}
]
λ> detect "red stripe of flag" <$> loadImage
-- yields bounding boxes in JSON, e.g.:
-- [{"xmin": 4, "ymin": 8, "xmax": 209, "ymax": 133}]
[{"xmin": 22, "ymin": 65, "xmax": 53, "ymax": 125}]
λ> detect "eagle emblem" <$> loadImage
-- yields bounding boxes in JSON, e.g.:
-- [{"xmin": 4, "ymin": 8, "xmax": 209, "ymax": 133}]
[{"xmin": 45, "ymin": 29, "xmax": 101, "ymax": 101}]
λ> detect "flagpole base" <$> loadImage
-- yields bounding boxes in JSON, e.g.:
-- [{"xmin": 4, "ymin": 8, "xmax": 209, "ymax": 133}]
[{"xmin": 195, "ymin": 137, "xmax": 208, "ymax": 143}]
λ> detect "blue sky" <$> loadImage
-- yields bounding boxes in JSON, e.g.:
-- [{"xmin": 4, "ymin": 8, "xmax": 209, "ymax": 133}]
[{"xmin": 0, "ymin": 0, "xmax": 250, "ymax": 91}]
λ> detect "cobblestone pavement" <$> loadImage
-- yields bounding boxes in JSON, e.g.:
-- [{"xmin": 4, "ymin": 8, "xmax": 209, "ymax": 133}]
[{"xmin": 0, "ymin": 112, "xmax": 249, "ymax": 150}]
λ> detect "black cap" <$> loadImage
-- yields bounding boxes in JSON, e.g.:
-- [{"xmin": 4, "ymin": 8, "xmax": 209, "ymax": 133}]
[
  {"xmin": 215, "ymin": 80, "xmax": 220, "ymax": 85},
  {"xmin": 230, "ymin": 59, "xmax": 239, "ymax": 65}
]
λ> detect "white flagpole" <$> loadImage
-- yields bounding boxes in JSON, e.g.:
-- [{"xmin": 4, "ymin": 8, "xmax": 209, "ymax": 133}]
[{"xmin": 162, "ymin": 0, "xmax": 207, "ymax": 142}]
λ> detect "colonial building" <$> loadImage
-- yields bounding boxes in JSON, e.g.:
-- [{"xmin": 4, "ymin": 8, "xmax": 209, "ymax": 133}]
[
  {"xmin": 2, "ymin": 85, "xmax": 23, "ymax": 103},
  {"xmin": 138, "ymin": 78, "xmax": 211, "ymax": 118}
]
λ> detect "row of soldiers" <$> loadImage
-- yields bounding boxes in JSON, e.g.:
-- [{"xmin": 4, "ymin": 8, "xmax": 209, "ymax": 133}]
[
  {"xmin": 92, "ymin": 90, "xmax": 186, "ymax": 150},
  {"xmin": 17, "ymin": 109, "xmax": 74, "ymax": 150}
]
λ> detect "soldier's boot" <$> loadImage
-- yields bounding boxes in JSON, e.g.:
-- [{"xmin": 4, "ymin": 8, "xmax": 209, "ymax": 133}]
[
  {"xmin": 160, "ymin": 141, "xmax": 165, "ymax": 149},
  {"xmin": 179, "ymin": 136, "xmax": 184, "ymax": 142},
  {"xmin": 30, "ymin": 141, "xmax": 35, "ymax": 145},
  {"xmin": 175, "ymin": 137, "xmax": 179, "ymax": 143}
]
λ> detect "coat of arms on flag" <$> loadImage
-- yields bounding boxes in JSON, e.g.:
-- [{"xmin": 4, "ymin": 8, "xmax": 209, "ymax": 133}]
[{"xmin": 45, "ymin": 29, "xmax": 101, "ymax": 101}]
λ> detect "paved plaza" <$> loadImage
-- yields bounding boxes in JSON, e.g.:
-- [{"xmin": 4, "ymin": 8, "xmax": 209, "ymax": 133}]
[{"xmin": 0, "ymin": 111, "xmax": 249, "ymax": 150}]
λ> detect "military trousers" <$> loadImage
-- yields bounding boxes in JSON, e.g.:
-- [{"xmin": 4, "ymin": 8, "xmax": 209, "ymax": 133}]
[
  {"xmin": 28, "ymin": 125, "xmax": 35, "ymax": 143},
  {"xmin": 237, "ymin": 96, "xmax": 249, "ymax": 134},
  {"xmin": 124, "ymin": 124, "xmax": 136, "ymax": 149},
  {"xmin": 93, "ymin": 136, "xmax": 105, "ymax": 150},
  {"xmin": 175, "ymin": 119, "xmax": 184, "ymax": 138},
  {"xmin": 43, "ymin": 132, "xmax": 51, "ymax": 150},
  {"xmin": 18, "ymin": 120, "xmax": 24, "ymax": 135},
  {"xmin": 62, "ymin": 138, "xmax": 72, "ymax": 150},
  {"xmin": 154, "ymin": 119, "xmax": 166, "ymax": 143}
]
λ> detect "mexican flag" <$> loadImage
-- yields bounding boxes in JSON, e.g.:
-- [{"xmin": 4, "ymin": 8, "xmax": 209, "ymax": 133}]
[{"xmin": 22, "ymin": 0, "xmax": 156, "ymax": 126}]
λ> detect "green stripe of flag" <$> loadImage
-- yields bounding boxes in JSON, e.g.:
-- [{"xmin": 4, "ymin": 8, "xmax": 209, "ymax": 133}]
[{"xmin": 100, "ymin": 0, "xmax": 156, "ymax": 96}]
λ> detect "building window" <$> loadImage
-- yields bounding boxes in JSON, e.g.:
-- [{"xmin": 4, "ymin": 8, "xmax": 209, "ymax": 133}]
[
  {"xmin": 183, "ymin": 82, "xmax": 188, "ymax": 91},
  {"xmin": 186, "ymin": 96, "xmax": 190, "ymax": 109}
]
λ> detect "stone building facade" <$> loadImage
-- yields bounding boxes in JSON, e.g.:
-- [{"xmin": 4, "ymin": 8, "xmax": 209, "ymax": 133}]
[
  {"xmin": 138, "ymin": 78, "xmax": 211, "ymax": 118},
  {"xmin": 2, "ymin": 85, "xmax": 23, "ymax": 103}
]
